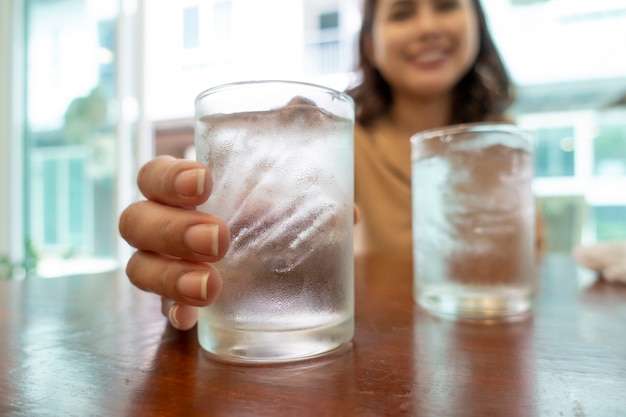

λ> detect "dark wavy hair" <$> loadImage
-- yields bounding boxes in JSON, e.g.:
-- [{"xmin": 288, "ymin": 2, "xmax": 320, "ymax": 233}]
[{"xmin": 346, "ymin": 0, "xmax": 514, "ymax": 127}]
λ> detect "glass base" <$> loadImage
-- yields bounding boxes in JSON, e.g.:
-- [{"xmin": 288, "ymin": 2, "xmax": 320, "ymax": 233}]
[
  {"xmin": 198, "ymin": 317, "xmax": 354, "ymax": 365},
  {"xmin": 415, "ymin": 285, "xmax": 533, "ymax": 322}
]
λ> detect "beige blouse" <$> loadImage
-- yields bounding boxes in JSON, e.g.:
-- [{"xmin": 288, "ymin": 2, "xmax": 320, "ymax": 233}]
[{"xmin": 354, "ymin": 122, "xmax": 413, "ymax": 254}]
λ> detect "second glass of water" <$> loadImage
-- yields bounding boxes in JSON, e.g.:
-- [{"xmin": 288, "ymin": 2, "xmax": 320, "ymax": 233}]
[{"xmin": 411, "ymin": 123, "xmax": 536, "ymax": 321}]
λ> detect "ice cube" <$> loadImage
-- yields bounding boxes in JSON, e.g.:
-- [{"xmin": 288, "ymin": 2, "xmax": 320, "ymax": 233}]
[
  {"xmin": 277, "ymin": 96, "xmax": 328, "ymax": 126},
  {"xmin": 225, "ymin": 185, "xmax": 347, "ymax": 274},
  {"xmin": 258, "ymin": 196, "xmax": 348, "ymax": 273}
]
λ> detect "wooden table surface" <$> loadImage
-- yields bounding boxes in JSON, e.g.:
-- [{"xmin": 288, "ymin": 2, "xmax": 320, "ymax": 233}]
[{"xmin": 1, "ymin": 251, "xmax": 625, "ymax": 417}]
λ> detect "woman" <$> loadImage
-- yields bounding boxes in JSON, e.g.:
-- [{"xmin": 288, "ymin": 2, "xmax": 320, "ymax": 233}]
[
  {"xmin": 349, "ymin": 0, "xmax": 513, "ymax": 253},
  {"xmin": 119, "ymin": 0, "xmax": 538, "ymax": 330}
]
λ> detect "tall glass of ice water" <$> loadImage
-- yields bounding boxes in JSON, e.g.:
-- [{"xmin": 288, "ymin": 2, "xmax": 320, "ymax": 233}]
[
  {"xmin": 194, "ymin": 80, "xmax": 355, "ymax": 363},
  {"xmin": 410, "ymin": 123, "xmax": 535, "ymax": 321}
]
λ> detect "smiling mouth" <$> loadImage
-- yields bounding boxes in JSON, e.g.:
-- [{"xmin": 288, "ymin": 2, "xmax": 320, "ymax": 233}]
[{"xmin": 413, "ymin": 50, "xmax": 448, "ymax": 64}]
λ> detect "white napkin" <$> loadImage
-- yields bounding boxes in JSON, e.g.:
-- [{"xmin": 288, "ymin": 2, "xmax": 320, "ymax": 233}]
[{"xmin": 572, "ymin": 242, "xmax": 626, "ymax": 284}]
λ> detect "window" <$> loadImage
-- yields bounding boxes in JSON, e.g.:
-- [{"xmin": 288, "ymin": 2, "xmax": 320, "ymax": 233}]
[
  {"xmin": 533, "ymin": 127, "xmax": 575, "ymax": 177},
  {"xmin": 183, "ymin": 6, "xmax": 199, "ymax": 49},
  {"xmin": 320, "ymin": 11, "xmax": 339, "ymax": 30},
  {"xmin": 594, "ymin": 124, "xmax": 626, "ymax": 177},
  {"xmin": 510, "ymin": 0, "xmax": 550, "ymax": 5},
  {"xmin": 304, "ymin": 7, "xmax": 342, "ymax": 75},
  {"xmin": 212, "ymin": 1, "xmax": 232, "ymax": 44},
  {"xmin": 593, "ymin": 206, "xmax": 626, "ymax": 241},
  {"xmin": 180, "ymin": 1, "xmax": 233, "ymax": 68},
  {"xmin": 17, "ymin": 0, "xmax": 137, "ymax": 276}
]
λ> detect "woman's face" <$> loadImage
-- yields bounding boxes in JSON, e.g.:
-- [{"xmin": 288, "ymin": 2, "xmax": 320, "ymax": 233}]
[{"xmin": 368, "ymin": 0, "xmax": 480, "ymax": 99}]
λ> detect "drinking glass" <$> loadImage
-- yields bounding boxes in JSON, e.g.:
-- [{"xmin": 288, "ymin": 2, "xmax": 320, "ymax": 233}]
[
  {"xmin": 194, "ymin": 80, "xmax": 355, "ymax": 363},
  {"xmin": 411, "ymin": 123, "xmax": 535, "ymax": 321}
]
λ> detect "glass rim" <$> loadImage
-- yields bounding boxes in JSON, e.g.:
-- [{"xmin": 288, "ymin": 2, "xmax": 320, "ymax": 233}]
[
  {"xmin": 194, "ymin": 79, "xmax": 355, "ymax": 106},
  {"xmin": 410, "ymin": 122, "xmax": 531, "ymax": 144}
]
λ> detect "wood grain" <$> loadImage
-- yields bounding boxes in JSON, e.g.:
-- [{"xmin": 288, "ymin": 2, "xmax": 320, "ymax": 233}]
[{"xmin": 1, "ymin": 252, "xmax": 625, "ymax": 417}]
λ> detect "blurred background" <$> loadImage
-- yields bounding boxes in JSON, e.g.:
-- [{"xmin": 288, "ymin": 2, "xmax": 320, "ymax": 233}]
[{"xmin": 1, "ymin": 0, "xmax": 625, "ymax": 279}]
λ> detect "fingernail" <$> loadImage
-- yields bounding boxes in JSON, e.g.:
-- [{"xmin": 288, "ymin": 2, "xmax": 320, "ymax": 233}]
[
  {"xmin": 168, "ymin": 303, "xmax": 181, "ymax": 328},
  {"xmin": 185, "ymin": 224, "xmax": 219, "ymax": 257},
  {"xmin": 175, "ymin": 169, "xmax": 206, "ymax": 197},
  {"xmin": 177, "ymin": 271, "xmax": 211, "ymax": 301}
]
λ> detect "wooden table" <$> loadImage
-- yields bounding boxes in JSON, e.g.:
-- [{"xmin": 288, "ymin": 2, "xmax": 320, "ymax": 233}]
[{"xmin": 1, "ymin": 251, "xmax": 625, "ymax": 417}]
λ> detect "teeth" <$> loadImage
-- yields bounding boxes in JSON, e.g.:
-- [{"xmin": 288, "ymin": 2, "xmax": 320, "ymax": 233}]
[{"xmin": 415, "ymin": 50, "xmax": 445, "ymax": 63}]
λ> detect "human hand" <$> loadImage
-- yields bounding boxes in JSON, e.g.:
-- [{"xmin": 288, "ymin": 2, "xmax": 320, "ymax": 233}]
[
  {"xmin": 119, "ymin": 156, "xmax": 231, "ymax": 330},
  {"xmin": 573, "ymin": 242, "xmax": 626, "ymax": 284}
]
